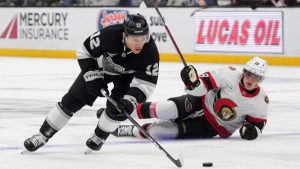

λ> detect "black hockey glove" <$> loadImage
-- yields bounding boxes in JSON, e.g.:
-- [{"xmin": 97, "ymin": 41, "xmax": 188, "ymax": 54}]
[
  {"xmin": 180, "ymin": 65, "xmax": 200, "ymax": 90},
  {"xmin": 83, "ymin": 69, "xmax": 108, "ymax": 97},
  {"xmin": 117, "ymin": 99, "xmax": 134, "ymax": 115},
  {"xmin": 239, "ymin": 122, "xmax": 260, "ymax": 140}
]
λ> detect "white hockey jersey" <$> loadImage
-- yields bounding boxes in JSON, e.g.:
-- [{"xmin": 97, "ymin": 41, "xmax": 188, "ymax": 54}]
[{"xmin": 186, "ymin": 66, "xmax": 269, "ymax": 138}]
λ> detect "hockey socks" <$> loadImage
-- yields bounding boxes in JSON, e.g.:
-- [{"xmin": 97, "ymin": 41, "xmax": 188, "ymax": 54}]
[{"xmin": 136, "ymin": 101, "xmax": 179, "ymax": 120}]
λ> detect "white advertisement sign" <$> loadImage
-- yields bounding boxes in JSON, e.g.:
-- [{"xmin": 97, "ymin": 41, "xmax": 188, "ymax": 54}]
[
  {"xmin": 194, "ymin": 11, "xmax": 283, "ymax": 53},
  {"xmin": 1, "ymin": 12, "xmax": 69, "ymax": 40}
]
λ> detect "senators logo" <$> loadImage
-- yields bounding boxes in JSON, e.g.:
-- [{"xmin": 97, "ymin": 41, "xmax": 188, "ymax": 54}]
[
  {"xmin": 214, "ymin": 98, "xmax": 237, "ymax": 121},
  {"xmin": 184, "ymin": 98, "xmax": 193, "ymax": 112}
]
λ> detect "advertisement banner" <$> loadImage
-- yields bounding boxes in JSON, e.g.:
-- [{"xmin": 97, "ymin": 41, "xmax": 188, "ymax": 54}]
[
  {"xmin": 194, "ymin": 11, "xmax": 283, "ymax": 53},
  {"xmin": 97, "ymin": 9, "xmax": 129, "ymax": 30},
  {"xmin": 1, "ymin": 12, "xmax": 69, "ymax": 40}
]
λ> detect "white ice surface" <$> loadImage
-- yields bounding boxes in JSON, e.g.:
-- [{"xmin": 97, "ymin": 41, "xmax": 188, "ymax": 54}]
[{"xmin": 0, "ymin": 57, "xmax": 300, "ymax": 169}]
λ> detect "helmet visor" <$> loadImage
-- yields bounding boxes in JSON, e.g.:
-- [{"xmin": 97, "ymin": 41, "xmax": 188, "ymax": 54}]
[
  {"xmin": 243, "ymin": 70, "xmax": 263, "ymax": 82},
  {"xmin": 125, "ymin": 34, "xmax": 150, "ymax": 44}
]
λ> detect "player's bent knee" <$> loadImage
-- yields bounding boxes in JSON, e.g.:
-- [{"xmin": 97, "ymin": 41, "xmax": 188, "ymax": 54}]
[
  {"xmin": 168, "ymin": 94, "xmax": 202, "ymax": 119},
  {"xmin": 61, "ymin": 93, "xmax": 86, "ymax": 114}
]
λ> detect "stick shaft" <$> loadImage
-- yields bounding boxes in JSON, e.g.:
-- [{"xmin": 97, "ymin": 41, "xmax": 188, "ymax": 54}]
[
  {"xmin": 149, "ymin": 0, "xmax": 187, "ymax": 67},
  {"xmin": 100, "ymin": 89, "xmax": 182, "ymax": 168}
]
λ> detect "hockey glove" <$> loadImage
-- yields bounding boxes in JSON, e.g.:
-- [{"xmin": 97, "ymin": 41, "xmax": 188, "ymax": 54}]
[
  {"xmin": 117, "ymin": 99, "xmax": 134, "ymax": 115},
  {"xmin": 83, "ymin": 70, "xmax": 108, "ymax": 97},
  {"xmin": 239, "ymin": 122, "xmax": 261, "ymax": 140},
  {"xmin": 180, "ymin": 65, "xmax": 200, "ymax": 90}
]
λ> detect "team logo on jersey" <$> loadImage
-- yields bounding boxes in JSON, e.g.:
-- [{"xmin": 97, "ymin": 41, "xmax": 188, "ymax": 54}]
[
  {"xmin": 213, "ymin": 98, "xmax": 237, "ymax": 121},
  {"xmin": 184, "ymin": 98, "xmax": 193, "ymax": 112},
  {"xmin": 264, "ymin": 95, "xmax": 269, "ymax": 104}
]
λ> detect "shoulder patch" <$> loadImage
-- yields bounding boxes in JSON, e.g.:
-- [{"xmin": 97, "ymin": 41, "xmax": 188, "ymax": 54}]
[
  {"xmin": 264, "ymin": 95, "xmax": 269, "ymax": 104},
  {"xmin": 228, "ymin": 66, "xmax": 236, "ymax": 71}
]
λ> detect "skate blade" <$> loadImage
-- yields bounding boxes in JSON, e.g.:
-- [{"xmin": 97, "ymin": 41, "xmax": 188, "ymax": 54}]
[
  {"xmin": 20, "ymin": 149, "xmax": 31, "ymax": 154},
  {"xmin": 84, "ymin": 147, "xmax": 94, "ymax": 154}
]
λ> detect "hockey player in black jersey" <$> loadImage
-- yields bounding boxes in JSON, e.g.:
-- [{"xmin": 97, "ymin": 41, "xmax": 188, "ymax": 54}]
[{"xmin": 23, "ymin": 13, "xmax": 160, "ymax": 152}]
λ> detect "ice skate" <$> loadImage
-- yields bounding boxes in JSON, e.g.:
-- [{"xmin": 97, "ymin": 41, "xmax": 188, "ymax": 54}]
[
  {"xmin": 112, "ymin": 125, "xmax": 134, "ymax": 137},
  {"xmin": 22, "ymin": 133, "xmax": 48, "ymax": 153}
]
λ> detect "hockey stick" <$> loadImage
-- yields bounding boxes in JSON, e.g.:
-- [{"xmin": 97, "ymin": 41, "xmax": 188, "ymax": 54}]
[
  {"xmin": 100, "ymin": 89, "xmax": 183, "ymax": 168},
  {"xmin": 145, "ymin": 0, "xmax": 187, "ymax": 67}
]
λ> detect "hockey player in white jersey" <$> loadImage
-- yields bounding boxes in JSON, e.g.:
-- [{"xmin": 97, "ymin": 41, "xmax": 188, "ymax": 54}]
[{"xmin": 112, "ymin": 57, "xmax": 269, "ymax": 140}]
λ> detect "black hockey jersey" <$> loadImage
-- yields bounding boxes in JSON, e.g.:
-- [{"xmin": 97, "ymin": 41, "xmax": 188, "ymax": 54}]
[{"xmin": 76, "ymin": 24, "xmax": 160, "ymax": 105}]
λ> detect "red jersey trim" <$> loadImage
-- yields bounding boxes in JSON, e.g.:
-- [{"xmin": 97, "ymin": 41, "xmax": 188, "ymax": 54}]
[
  {"xmin": 246, "ymin": 115, "xmax": 267, "ymax": 123},
  {"xmin": 202, "ymin": 96, "xmax": 232, "ymax": 138},
  {"xmin": 207, "ymin": 72, "xmax": 217, "ymax": 88},
  {"xmin": 199, "ymin": 72, "xmax": 218, "ymax": 91},
  {"xmin": 239, "ymin": 83, "xmax": 260, "ymax": 98}
]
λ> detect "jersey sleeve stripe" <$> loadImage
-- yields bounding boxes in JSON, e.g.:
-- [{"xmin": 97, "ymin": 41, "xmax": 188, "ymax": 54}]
[
  {"xmin": 246, "ymin": 115, "xmax": 267, "ymax": 131},
  {"xmin": 130, "ymin": 78, "xmax": 156, "ymax": 100}
]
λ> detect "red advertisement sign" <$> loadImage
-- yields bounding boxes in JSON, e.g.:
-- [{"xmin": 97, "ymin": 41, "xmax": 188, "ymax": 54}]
[{"xmin": 194, "ymin": 12, "xmax": 283, "ymax": 53}]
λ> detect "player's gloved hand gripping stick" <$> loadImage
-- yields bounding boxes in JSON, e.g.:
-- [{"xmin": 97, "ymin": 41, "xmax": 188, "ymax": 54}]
[{"xmin": 100, "ymin": 89, "xmax": 183, "ymax": 168}]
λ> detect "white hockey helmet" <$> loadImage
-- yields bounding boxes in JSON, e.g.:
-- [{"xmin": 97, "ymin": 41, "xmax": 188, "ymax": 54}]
[{"xmin": 243, "ymin": 57, "xmax": 268, "ymax": 81}]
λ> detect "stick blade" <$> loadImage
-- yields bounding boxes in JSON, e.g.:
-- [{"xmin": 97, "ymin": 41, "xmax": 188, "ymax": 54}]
[{"xmin": 174, "ymin": 153, "xmax": 184, "ymax": 168}]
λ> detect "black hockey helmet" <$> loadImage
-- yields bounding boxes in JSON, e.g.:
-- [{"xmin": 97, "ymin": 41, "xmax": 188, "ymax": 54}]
[{"xmin": 123, "ymin": 14, "xmax": 149, "ymax": 36}]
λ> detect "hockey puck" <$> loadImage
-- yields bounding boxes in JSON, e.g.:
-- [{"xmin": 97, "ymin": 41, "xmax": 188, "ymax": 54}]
[{"xmin": 202, "ymin": 162, "xmax": 213, "ymax": 167}]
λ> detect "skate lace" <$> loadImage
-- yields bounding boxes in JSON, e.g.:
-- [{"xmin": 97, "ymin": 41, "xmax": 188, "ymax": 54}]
[
  {"xmin": 30, "ymin": 134, "xmax": 47, "ymax": 147},
  {"xmin": 91, "ymin": 134, "xmax": 104, "ymax": 145},
  {"xmin": 118, "ymin": 125, "xmax": 133, "ymax": 136}
]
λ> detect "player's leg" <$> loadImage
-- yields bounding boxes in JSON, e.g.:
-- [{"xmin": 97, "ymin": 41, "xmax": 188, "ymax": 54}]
[
  {"xmin": 113, "ymin": 121, "xmax": 179, "ymax": 139},
  {"xmin": 136, "ymin": 94, "xmax": 203, "ymax": 120},
  {"xmin": 114, "ymin": 115, "xmax": 218, "ymax": 139},
  {"xmin": 24, "ymin": 72, "xmax": 97, "ymax": 152},
  {"xmin": 86, "ymin": 74, "xmax": 134, "ymax": 151},
  {"xmin": 176, "ymin": 116, "xmax": 218, "ymax": 139}
]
